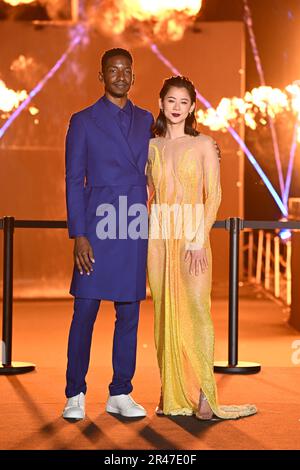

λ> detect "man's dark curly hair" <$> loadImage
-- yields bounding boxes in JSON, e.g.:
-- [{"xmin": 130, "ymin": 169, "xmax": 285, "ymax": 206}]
[{"xmin": 101, "ymin": 48, "xmax": 133, "ymax": 70}]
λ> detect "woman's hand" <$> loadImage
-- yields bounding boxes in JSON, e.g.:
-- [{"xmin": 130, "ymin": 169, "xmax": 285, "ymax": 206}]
[
  {"xmin": 184, "ymin": 248, "xmax": 208, "ymax": 275},
  {"xmin": 74, "ymin": 236, "xmax": 95, "ymax": 275}
]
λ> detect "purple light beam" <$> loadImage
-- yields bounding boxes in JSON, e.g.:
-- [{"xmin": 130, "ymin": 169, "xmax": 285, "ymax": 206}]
[
  {"xmin": 283, "ymin": 121, "xmax": 299, "ymax": 208},
  {"xmin": 244, "ymin": 0, "xmax": 285, "ymax": 206}
]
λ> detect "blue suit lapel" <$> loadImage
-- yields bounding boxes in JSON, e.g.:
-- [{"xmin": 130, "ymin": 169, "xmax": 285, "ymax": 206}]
[
  {"xmin": 127, "ymin": 102, "xmax": 146, "ymax": 168},
  {"xmin": 91, "ymin": 97, "xmax": 139, "ymax": 170}
]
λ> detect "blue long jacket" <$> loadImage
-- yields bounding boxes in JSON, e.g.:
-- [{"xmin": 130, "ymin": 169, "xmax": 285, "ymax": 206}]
[{"xmin": 65, "ymin": 96, "xmax": 153, "ymax": 301}]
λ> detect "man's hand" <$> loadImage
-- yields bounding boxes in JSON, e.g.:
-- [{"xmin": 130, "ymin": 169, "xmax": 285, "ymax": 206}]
[
  {"xmin": 74, "ymin": 236, "xmax": 95, "ymax": 275},
  {"xmin": 184, "ymin": 248, "xmax": 208, "ymax": 275}
]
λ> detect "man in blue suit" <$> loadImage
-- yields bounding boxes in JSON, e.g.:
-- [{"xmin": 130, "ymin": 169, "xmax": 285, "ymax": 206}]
[{"xmin": 62, "ymin": 48, "xmax": 153, "ymax": 420}]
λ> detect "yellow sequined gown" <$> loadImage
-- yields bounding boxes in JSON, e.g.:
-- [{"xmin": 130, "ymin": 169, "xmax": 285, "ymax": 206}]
[{"xmin": 146, "ymin": 134, "xmax": 257, "ymax": 419}]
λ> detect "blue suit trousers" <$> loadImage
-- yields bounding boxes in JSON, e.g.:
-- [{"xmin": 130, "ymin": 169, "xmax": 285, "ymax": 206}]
[{"xmin": 65, "ymin": 297, "xmax": 140, "ymax": 398}]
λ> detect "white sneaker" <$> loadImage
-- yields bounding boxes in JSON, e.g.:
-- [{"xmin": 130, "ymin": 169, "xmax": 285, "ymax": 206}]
[
  {"xmin": 62, "ymin": 392, "xmax": 85, "ymax": 420},
  {"xmin": 106, "ymin": 394, "xmax": 147, "ymax": 418}
]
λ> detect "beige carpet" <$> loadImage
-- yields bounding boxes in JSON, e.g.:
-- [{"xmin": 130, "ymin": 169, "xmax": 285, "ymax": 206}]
[{"xmin": 0, "ymin": 285, "xmax": 300, "ymax": 450}]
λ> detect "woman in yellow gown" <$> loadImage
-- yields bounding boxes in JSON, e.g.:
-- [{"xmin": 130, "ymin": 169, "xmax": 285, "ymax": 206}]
[{"xmin": 146, "ymin": 76, "xmax": 257, "ymax": 420}]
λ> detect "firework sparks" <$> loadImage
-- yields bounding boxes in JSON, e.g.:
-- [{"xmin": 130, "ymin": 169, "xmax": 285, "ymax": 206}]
[
  {"xmin": 3, "ymin": 0, "xmax": 35, "ymax": 5},
  {"xmin": 28, "ymin": 106, "xmax": 39, "ymax": 115},
  {"xmin": 286, "ymin": 81, "xmax": 300, "ymax": 121},
  {"xmin": 89, "ymin": 0, "xmax": 202, "ymax": 41},
  {"xmin": 10, "ymin": 55, "xmax": 35, "ymax": 73},
  {"xmin": 0, "ymin": 80, "xmax": 28, "ymax": 113},
  {"xmin": 196, "ymin": 85, "xmax": 298, "ymax": 139}
]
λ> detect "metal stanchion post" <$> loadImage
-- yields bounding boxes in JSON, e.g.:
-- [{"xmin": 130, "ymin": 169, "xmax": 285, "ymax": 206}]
[
  {"xmin": 214, "ymin": 217, "xmax": 261, "ymax": 374},
  {"xmin": 0, "ymin": 216, "xmax": 35, "ymax": 374}
]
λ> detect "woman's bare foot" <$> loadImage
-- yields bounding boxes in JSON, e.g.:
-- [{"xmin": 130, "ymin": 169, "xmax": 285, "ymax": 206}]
[
  {"xmin": 155, "ymin": 394, "xmax": 164, "ymax": 415},
  {"xmin": 196, "ymin": 390, "xmax": 214, "ymax": 420}
]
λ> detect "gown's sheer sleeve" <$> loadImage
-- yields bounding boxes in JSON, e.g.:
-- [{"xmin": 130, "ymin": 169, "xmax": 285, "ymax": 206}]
[{"xmin": 186, "ymin": 138, "xmax": 222, "ymax": 251}]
